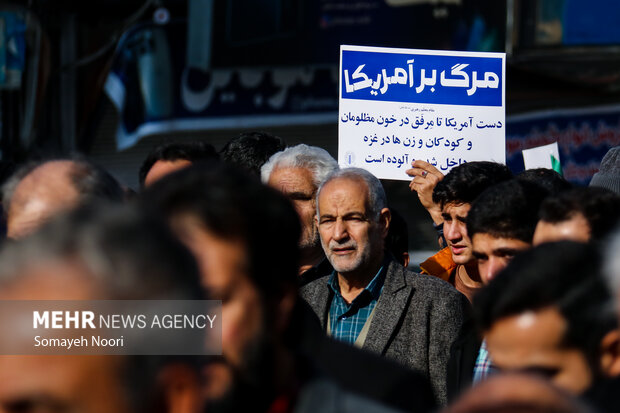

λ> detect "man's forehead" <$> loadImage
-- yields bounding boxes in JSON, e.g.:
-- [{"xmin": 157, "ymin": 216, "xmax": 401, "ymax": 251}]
[
  {"xmin": 321, "ymin": 176, "xmax": 368, "ymax": 195},
  {"xmin": 318, "ymin": 177, "xmax": 370, "ymax": 207},
  {"xmin": 269, "ymin": 166, "xmax": 316, "ymax": 190},
  {"xmin": 442, "ymin": 202, "xmax": 471, "ymax": 214},
  {"xmin": 488, "ymin": 307, "xmax": 569, "ymax": 351},
  {"xmin": 473, "ymin": 233, "xmax": 529, "ymax": 251}
]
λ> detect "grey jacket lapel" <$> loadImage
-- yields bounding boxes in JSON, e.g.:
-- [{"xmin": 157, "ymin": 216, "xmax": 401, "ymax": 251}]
[
  {"xmin": 362, "ymin": 259, "xmax": 414, "ymax": 355},
  {"xmin": 312, "ymin": 280, "xmax": 333, "ymax": 330}
]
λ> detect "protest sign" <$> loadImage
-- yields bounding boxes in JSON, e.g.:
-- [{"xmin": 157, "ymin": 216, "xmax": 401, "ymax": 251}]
[
  {"xmin": 522, "ymin": 142, "xmax": 561, "ymax": 172},
  {"xmin": 338, "ymin": 45, "xmax": 506, "ymax": 180}
]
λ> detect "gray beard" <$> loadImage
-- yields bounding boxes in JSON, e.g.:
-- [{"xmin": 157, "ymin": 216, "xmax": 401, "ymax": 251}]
[{"xmin": 299, "ymin": 227, "xmax": 320, "ymax": 250}]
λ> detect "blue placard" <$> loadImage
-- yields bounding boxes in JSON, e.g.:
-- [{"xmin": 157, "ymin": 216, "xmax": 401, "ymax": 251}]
[{"xmin": 341, "ymin": 49, "xmax": 503, "ymax": 107}]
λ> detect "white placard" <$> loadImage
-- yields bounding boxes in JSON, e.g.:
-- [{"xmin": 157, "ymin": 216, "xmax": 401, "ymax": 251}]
[
  {"xmin": 338, "ymin": 45, "xmax": 506, "ymax": 180},
  {"xmin": 522, "ymin": 142, "xmax": 560, "ymax": 170}
]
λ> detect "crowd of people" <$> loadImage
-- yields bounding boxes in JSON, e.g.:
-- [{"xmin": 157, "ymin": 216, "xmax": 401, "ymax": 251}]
[{"xmin": 0, "ymin": 131, "xmax": 618, "ymax": 413}]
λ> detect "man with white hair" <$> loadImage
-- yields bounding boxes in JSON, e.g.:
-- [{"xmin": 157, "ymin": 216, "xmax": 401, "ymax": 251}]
[
  {"xmin": 262, "ymin": 144, "xmax": 338, "ymax": 283},
  {"xmin": 300, "ymin": 167, "xmax": 469, "ymax": 406}
]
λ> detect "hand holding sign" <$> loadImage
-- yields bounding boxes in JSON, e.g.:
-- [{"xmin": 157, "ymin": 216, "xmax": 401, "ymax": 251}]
[{"xmin": 406, "ymin": 160, "xmax": 444, "ymax": 224}]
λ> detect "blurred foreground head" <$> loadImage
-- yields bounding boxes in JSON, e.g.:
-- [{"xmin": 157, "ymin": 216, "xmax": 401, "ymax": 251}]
[
  {"xmin": 604, "ymin": 229, "xmax": 620, "ymax": 315},
  {"xmin": 443, "ymin": 373, "xmax": 590, "ymax": 413},
  {"xmin": 0, "ymin": 203, "xmax": 204, "ymax": 413},
  {"xmin": 474, "ymin": 242, "xmax": 620, "ymax": 394},
  {"xmin": 143, "ymin": 164, "xmax": 301, "ymax": 408},
  {"xmin": 3, "ymin": 159, "xmax": 124, "ymax": 239}
]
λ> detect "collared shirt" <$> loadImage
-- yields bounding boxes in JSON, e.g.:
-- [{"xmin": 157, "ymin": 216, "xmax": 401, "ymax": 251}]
[
  {"xmin": 473, "ymin": 339, "xmax": 497, "ymax": 383},
  {"xmin": 327, "ymin": 265, "xmax": 386, "ymax": 345}
]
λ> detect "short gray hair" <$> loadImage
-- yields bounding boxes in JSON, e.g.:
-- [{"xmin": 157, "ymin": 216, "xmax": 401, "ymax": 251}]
[
  {"xmin": 604, "ymin": 228, "xmax": 620, "ymax": 308},
  {"xmin": 317, "ymin": 167, "xmax": 387, "ymax": 219},
  {"xmin": 261, "ymin": 144, "xmax": 338, "ymax": 189}
]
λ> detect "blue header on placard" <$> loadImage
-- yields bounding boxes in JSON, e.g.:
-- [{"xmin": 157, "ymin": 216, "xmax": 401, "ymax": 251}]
[{"xmin": 341, "ymin": 50, "xmax": 503, "ymax": 107}]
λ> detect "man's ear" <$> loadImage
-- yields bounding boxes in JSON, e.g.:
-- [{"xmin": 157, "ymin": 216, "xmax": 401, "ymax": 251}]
[
  {"xmin": 379, "ymin": 208, "xmax": 391, "ymax": 238},
  {"xmin": 599, "ymin": 329, "xmax": 620, "ymax": 378},
  {"xmin": 157, "ymin": 363, "xmax": 202, "ymax": 413},
  {"xmin": 402, "ymin": 252, "xmax": 410, "ymax": 268}
]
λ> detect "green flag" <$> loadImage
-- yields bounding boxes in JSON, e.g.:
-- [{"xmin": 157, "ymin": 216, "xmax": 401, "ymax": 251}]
[{"xmin": 550, "ymin": 154, "xmax": 563, "ymax": 176}]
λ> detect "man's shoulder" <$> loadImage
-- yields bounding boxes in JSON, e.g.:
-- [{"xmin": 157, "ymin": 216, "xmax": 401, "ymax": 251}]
[
  {"xmin": 299, "ymin": 259, "xmax": 333, "ymax": 287},
  {"xmin": 300, "ymin": 274, "xmax": 331, "ymax": 301},
  {"xmin": 387, "ymin": 260, "xmax": 466, "ymax": 302}
]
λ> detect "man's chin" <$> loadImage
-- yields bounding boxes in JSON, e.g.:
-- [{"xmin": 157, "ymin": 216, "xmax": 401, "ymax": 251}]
[
  {"xmin": 330, "ymin": 258, "xmax": 361, "ymax": 274},
  {"xmin": 450, "ymin": 251, "xmax": 473, "ymax": 265},
  {"xmin": 205, "ymin": 334, "xmax": 277, "ymax": 413}
]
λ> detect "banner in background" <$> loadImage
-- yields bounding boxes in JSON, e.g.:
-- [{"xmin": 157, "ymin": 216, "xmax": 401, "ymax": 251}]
[
  {"xmin": 506, "ymin": 105, "xmax": 620, "ymax": 186},
  {"xmin": 104, "ymin": 22, "xmax": 339, "ymax": 150}
]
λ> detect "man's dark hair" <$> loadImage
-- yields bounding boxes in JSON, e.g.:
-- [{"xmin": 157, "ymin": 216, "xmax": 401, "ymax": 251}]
[
  {"xmin": 138, "ymin": 141, "xmax": 219, "ymax": 187},
  {"xmin": 518, "ymin": 168, "xmax": 573, "ymax": 195},
  {"xmin": 467, "ymin": 179, "xmax": 548, "ymax": 243},
  {"xmin": 220, "ymin": 131, "xmax": 286, "ymax": 177},
  {"xmin": 142, "ymin": 163, "xmax": 300, "ymax": 298},
  {"xmin": 2, "ymin": 158, "xmax": 124, "ymax": 211},
  {"xmin": 69, "ymin": 160, "xmax": 125, "ymax": 203},
  {"xmin": 432, "ymin": 161, "xmax": 513, "ymax": 208},
  {"xmin": 474, "ymin": 241, "xmax": 616, "ymax": 369},
  {"xmin": 538, "ymin": 187, "xmax": 620, "ymax": 242}
]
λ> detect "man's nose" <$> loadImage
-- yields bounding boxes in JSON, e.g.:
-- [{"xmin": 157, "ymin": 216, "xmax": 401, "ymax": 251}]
[
  {"xmin": 333, "ymin": 219, "xmax": 349, "ymax": 241},
  {"xmin": 445, "ymin": 221, "xmax": 461, "ymax": 241},
  {"xmin": 486, "ymin": 257, "xmax": 505, "ymax": 282}
]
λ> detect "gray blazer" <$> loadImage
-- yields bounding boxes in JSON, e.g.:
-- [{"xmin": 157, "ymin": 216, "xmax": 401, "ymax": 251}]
[{"xmin": 300, "ymin": 257, "xmax": 470, "ymax": 406}]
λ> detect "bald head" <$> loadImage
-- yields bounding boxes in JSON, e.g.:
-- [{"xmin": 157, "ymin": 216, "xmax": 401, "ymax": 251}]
[{"xmin": 4, "ymin": 160, "xmax": 123, "ymax": 239}]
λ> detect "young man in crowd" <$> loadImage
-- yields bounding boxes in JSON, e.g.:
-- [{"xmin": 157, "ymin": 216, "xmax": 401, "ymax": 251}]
[
  {"xmin": 409, "ymin": 161, "xmax": 513, "ymax": 301},
  {"xmin": 474, "ymin": 242, "xmax": 620, "ymax": 395},
  {"xmin": 533, "ymin": 186, "xmax": 620, "ymax": 245},
  {"xmin": 467, "ymin": 179, "xmax": 548, "ymax": 284}
]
